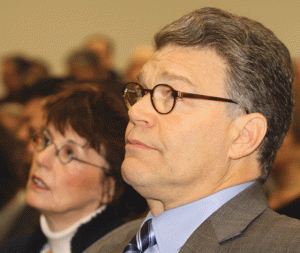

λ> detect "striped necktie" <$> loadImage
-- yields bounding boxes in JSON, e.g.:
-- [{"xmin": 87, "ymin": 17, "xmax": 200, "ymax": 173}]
[{"xmin": 123, "ymin": 219, "xmax": 157, "ymax": 253}]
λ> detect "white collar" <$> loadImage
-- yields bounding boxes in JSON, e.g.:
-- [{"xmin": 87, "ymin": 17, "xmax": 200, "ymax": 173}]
[{"xmin": 40, "ymin": 205, "xmax": 106, "ymax": 253}]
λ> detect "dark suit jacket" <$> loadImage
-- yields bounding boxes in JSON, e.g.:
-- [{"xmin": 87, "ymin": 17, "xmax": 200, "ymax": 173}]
[{"xmin": 83, "ymin": 181, "xmax": 300, "ymax": 252}]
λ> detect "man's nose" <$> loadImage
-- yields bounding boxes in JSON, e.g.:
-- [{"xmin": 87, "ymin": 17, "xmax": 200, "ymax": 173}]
[{"xmin": 128, "ymin": 93, "xmax": 157, "ymax": 128}]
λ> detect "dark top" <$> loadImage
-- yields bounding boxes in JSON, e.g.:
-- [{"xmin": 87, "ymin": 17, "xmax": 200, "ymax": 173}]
[
  {"xmin": 0, "ymin": 204, "xmax": 40, "ymax": 245},
  {"xmin": 0, "ymin": 206, "xmax": 124, "ymax": 253},
  {"xmin": 277, "ymin": 196, "xmax": 300, "ymax": 220}
]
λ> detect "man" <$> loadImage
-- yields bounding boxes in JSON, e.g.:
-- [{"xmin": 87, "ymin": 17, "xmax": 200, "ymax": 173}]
[
  {"xmin": 0, "ymin": 56, "xmax": 32, "ymax": 101},
  {"xmin": 84, "ymin": 33, "xmax": 123, "ymax": 83},
  {"xmin": 84, "ymin": 7, "xmax": 300, "ymax": 252}
]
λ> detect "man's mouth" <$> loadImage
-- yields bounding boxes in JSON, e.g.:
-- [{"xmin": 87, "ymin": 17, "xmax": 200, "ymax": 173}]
[{"xmin": 127, "ymin": 139, "xmax": 154, "ymax": 150}]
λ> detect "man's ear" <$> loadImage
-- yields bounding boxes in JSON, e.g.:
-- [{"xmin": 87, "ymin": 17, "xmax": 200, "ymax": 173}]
[{"xmin": 228, "ymin": 113, "xmax": 267, "ymax": 160}]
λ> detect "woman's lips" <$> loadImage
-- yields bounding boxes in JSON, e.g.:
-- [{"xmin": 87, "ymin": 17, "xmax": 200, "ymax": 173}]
[{"xmin": 31, "ymin": 175, "xmax": 50, "ymax": 190}]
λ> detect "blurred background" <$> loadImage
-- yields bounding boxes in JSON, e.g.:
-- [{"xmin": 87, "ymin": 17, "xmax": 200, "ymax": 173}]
[{"xmin": 0, "ymin": 0, "xmax": 299, "ymax": 96}]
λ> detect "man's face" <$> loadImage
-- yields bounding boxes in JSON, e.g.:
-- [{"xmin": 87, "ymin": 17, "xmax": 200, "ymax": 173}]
[{"xmin": 122, "ymin": 45, "xmax": 236, "ymax": 209}]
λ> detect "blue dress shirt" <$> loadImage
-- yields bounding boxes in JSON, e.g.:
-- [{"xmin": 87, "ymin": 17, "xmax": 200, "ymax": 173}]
[{"xmin": 143, "ymin": 181, "xmax": 255, "ymax": 253}]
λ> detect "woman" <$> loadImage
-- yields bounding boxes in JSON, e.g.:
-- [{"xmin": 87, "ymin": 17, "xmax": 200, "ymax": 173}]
[{"xmin": 1, "ymin": 83, "xmax": 129, "ymax": 252}]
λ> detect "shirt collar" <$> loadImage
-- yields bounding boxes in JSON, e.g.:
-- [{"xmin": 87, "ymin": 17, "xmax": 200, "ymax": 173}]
[
  {"xmin": 147, "ymin": 181, "xmax": 254, "ymax": 253},
  {"xmin": 41, "ymin": 205, "xmax": 107, "ymax": 238}
]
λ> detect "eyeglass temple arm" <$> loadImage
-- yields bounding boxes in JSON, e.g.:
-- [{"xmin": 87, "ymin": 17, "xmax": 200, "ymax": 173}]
[
  {"xmin": 177, "ymin": 91, "xmax": 249, "ymax": 114},
  {"xmin": 177, "ymin": 91, "xmax": 237, "ymax": 104},
  {"xmin": 72, "ymin": 157, "xmax": 111, "ymax": 175}
]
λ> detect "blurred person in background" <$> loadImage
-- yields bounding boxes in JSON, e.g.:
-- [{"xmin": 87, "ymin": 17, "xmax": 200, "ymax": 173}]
[
  {"xmin": 0, "ymin": 122, "xmax": 21, "ymax": 210},
  {"xmin": 0, "ymin": 105, "xmax": 41, "ymax": 245},
  {"xmin": 124, "ymin": 45, "xmax": 154, "ymax": 83},
  {"xmin": 67, "ymin": 49, "xmax": 105, "ymax": 82},
  {"xmin": 66, "ymin": 48, "xmax": 123, "ymax": 98},
  {"xmin": 1, "ymin": 83, "xmax": 128, "ymax": 252},
  {"xmin": 0, "ymin": 102, "xmax": 24, "ymax": 135},
  {"xmin": 267, "ymin": 60, "xmax": 300, "ymax": 219},
  {"xmin": 1, "ymin": 55, "xmax": 32, "ymax": 100},
  {"xmin": 84, "ymin": 33, "xmax": 122, "ymax": 83},
  {"xmin": 1, "ymin": 55, "xmax": 51, "ymax": 104},
  {"xmin": 24, "ymin": 59, "xmax": 50, "ymax": 87},
  {"xmin": 16, "ymin": 97, "xmax": 48, "ymax": 171}
]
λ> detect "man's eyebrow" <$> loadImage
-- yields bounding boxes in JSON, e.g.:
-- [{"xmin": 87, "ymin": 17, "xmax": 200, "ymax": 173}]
[
  {"xmin": 160, "ymin": 71, "xmax": 194, "ymax": 87},
  {"xmin": 137, "ymin": 70, "xmax": 195, "ymax": 88}
]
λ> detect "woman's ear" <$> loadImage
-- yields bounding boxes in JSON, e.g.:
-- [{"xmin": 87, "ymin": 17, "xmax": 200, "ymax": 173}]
[
  {"xmin": 101, "ymin": 176, "xmax": 116, "ymax": 205},
  {"xmin": 228, "ymin": 113, "xmax": 267, "ymax": 160}
]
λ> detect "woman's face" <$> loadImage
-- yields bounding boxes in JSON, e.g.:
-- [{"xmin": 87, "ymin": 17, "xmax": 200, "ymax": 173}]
[{"xmin": 26, "ymin": 124, "xmax": 115, "ymax": 218}]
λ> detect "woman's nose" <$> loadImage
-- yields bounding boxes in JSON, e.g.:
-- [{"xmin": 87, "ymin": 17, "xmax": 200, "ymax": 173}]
[{"xmin": 34, "ymin": 144, "xmax": 56, "ymax": 169}]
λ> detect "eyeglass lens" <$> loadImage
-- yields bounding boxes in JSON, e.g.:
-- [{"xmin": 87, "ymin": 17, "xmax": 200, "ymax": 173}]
[
  {"xmin": 124, "ymin": 83, "xmax": 175, "ymax": 114},
  {"xmin": 32, "ymin": 129, "xmax": 85, "ymax": 164},
  {"xmin": 152, "ymin": 84, "xmax": 174, "ymax": 114},
  {"xmin": 124, "ymin": 83, "xmax": 142, "ymax": 109}
]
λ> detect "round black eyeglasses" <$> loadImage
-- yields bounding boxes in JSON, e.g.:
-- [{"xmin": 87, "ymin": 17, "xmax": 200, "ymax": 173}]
[
  {"xmin": 31, "ymin": 129, "xmax": 110, "ymax": 174},
  {"xmin": 123, "ymin": 82, "xmax": 239, "ymax": 114}
]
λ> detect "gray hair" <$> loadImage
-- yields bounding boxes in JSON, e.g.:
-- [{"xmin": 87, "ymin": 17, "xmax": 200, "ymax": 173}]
[{"xmin": 155, "ymin": 7, "xmax": 294, "ymax": 182}]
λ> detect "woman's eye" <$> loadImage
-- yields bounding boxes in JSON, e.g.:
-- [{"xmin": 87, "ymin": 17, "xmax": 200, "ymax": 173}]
[
  {"xmin": 65, "ymin": 147, "xmax": 75, "ymax": 157},
  {"xmin": 44, "ymin": 136, "xmax": 52, "ymax": 147}
]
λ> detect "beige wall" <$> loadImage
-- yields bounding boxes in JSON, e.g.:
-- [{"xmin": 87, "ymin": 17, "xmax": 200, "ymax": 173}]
[{"xmin": 1, "ymin": 0, "xmax": 299, "ymax": 83}]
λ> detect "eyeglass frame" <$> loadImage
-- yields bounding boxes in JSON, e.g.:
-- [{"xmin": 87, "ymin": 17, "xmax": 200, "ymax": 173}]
[
  {"xmin": 31, "ymin": 128, "xmax": 111, "ymax": 174},
  {"xmin": 123, "ymin": 82, "xmax": 246, "ymax": 115}
]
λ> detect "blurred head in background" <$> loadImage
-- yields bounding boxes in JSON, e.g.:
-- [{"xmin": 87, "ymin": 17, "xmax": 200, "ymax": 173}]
[
  {"xmin": 124, "ymin": 45, "xmax": 154, "ymax": 83},
  {"xmin": 1, "ymin": 55, "xmax": 32, "ymax": 94},
  {"xmin": 66, "ymin": 49, "xmax": 106, "ymax": 81}
]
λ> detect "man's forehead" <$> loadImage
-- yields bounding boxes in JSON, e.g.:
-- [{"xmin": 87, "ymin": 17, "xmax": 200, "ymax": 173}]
[
  {"xmin": 137, "ymin": 46, "xmax": 227, "ymax": 93},
  {"xmin": 137, "ymin": 48, "xmax": 195, "ymax": 82}
]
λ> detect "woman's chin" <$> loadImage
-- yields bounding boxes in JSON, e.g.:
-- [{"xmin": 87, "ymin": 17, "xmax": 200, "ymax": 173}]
[{"xmin": 26, "ymin": 191, "xmax": 49, "ymax": 212}]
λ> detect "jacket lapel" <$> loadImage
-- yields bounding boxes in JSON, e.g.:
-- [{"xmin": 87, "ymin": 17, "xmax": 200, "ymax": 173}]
[{"xmin": 180, "ymin": 181, "xmax": 269, "ymax": 252}]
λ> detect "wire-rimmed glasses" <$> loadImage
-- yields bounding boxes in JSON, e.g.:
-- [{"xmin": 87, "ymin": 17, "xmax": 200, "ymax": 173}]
[
  {"xmin": 123, "ymin": 82, "xmax": 239, "ymax": 114},
  {"xmin": 31, "ymin": 128, "xmax": 110, "ymax": 174}
]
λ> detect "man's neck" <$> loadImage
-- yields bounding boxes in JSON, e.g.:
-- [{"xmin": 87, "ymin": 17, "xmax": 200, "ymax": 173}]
[
  {"xmin": 146, "ymin": 178, "xmax": 257, "ymax": 217},
  {"xmin": 147, "ymin": 199, "xmax": 165, "ymax": 217}
]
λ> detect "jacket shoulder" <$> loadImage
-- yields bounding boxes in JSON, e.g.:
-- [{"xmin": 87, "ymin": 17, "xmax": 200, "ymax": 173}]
[{"xmin": 181, "ymin": 182, "xmax": 300, "ymax": 252}]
